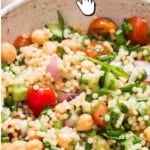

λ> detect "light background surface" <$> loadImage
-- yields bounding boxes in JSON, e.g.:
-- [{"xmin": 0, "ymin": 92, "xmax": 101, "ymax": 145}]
[{"xmin": 2, "ymin": 0, "xmax": 17, "ymax": 7}]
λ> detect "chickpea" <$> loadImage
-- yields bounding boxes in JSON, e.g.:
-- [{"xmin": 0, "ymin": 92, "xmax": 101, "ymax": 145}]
[
  {"xmin": 43, "ymin": 41, "xmax": 58, "ymax": 55},
  {"xmin": 1, "ymin": 143, "xmax": 12, "ymax": 150},
  {"xmin": 76, "ymin": 114, "xmax": 94, "ymax": 131},
  {"xmin": 11, "ymin": 140, "xmax": 27, "ymax": 150},
  {"xmin": 31, "ymin": 29, "xmax": 49, "ymax": 45},
  {"xmin": 27, "ymin": 139, "xmax": 43, "ymax": 150},
  {"xmin": 27, "ymin": 128, "xmax": 40, "ymax": 140},
  {"xmin": 57, "ymin": 134, "xmax": 72, "ymax": 150},
  {"xmin": 144, "ymin": 127, "xmax": 150, "ymax": 142},
  {"xmin": 60, "ymin": 39, "xmax": 81, "ymax": 51},
  {"xmin": 137, "ymin": 51, "xmax": 143, "ymax": 60},
  {"xmin": 1, "ymin": 42, "xmax": 17, "ymax": 63}
]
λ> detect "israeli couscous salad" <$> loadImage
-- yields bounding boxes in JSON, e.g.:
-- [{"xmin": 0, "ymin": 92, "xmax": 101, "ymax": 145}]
[{"xmin": 1, "ymin": 11, "xmax": 150, "ymax": 150}]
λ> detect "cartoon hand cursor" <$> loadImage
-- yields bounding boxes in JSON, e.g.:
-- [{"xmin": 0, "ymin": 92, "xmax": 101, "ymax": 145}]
[{"xmin": 76, "ymin": 0, "xmax": 96, "ymax": 16}]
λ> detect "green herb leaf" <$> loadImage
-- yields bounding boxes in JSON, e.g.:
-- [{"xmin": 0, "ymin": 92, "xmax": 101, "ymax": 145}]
[
  {"xmin": 43, "ymin": 141, "xmax": 51, "ymax": 148},
  {"xmin": 120, "ymin": 135, "xmax": 142, "ymax": 149},
  {"xmin": 102, "ymin": 132, "xmax": 125, "ymax": 140},
  {"xmin": 18, "ymin": 57, "xmax": 25, "ymax": 65},
  {"xmin": 145, "ymin": 120, "xmax": 150, "ymax": 126},
  {"xmin": 127, "ymin": 44, "xmax": 142, "ymax": 52},
  {"xmin": 57, "ymin": 46, "xmax": 65, "ymax": 53},
  {"xmin": 40, "ymin": 106, "xmax": 52, "ymax": 115},
  {"xmin": 115, "ymin": 29, "xmax": 126, "ymax": 46},
  {"xmin": 69, "ymin": 140, "xmax": 77, "ymax": 150},
  {"xmin": 86, "ymin": 130, "xmax": 96, "ymax": 137},
  {"xmin": 97, "ymin": 88, "xmax": 113, "ymax": 96},
  {"xmin": 54, "ymin": 120, "xmax": 63, "ymax": 129},
  {"xmin": 97, "ymin": 54, "xmax": 116, "ymax": 62},
  {"xmin": 123, "ymin": 121, "xmax": 131, "ymax": 131},
  {"xmin": 67, "ymin": 110, "xmax": 72, "ymax": 119},
  {"xmin": 4, "ymin": 96, "xmax": 18, "ymax": 111},
  {"xmin": 85, "ymin": 142, "xmax": 92, "ymax": 150},
  {"xmin": 40, "ymin": 125, "xmax": 48, "ymax": 132},
  {"xmin": 2, "ymin": 62, "xmax": 10, "ymax": 71},
  {"xmin": 136, "ymin": 102, "xmax": 147, "ymax": 116},
  {"xmin": 79, "ymin": 75, "xmax": 88, "ymax": 85},
  {"xmin": 57, "ymin": 10, "xmax": 65, "ymax": 37},
  {"xmin": 102, "ymin": 122, "xmax": 125, "ymax": 140},
  {"xmin": 109, "ymin": 109, "xmax": 120, "ymax": 126},
  {"xmin": 110, "ymin": 65, "xmax": 128, "ymax": 78},
  {"xmin": 122, "ymin": 22, "xmax": 133, "ymax": 34},
  {"xmin": 1, "ymin": 112, "xmax": 8, "ymax": 122},
  {"xmin": 85, "ymin": 56, "xmax": 128, "ymax": 78},
  {"xmin": 121, "ymin": 83, "xmax": 147, "ymax": 93},
  {"xmin": 1, "ymin": 136, "xmax": 10, "ymax": 143},
  {"xmin": 136, "ymin": 98, "xmax": 148, "ymax": 102},
  {"xmin": 86, "ymin": 94, "xmax": 93, "ymax": 102},
  {"xmin": 120, "ymin": 83, "xmax": 137, "ymax": 93},
  {"xmin": 118, "ymin": 102, "xmax": 128, "ymax": 113}
]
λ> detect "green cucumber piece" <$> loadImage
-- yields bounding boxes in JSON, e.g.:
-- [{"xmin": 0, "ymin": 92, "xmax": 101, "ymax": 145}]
[
  {"xmin": 13, "ymin": 84, "xmax": 28, "ymax": 102},
  {"xmin": 103, "ymin": 72, "xmax": 119, "ymax": 90},
  {"xmin": 88, "ymin": 76, "xmax": 100, "ymax": 91},
  {"xmin": 46, "ymin": 24, "xmax": 63, "ymax": 41}
]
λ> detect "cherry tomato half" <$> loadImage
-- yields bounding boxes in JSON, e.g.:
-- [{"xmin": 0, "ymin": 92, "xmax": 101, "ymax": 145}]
[
  {"xmin": 27, "ymin": 87, "xmax": 56, "ymax": 117},
  {"xmin": 126, "ymin": 16, "xmax": 149, "ymax": 45},
  {"xmin": 85, "ymin": 41, "xmax": 112, "ymax": 58},
  {"xmin": 93, "ymin": 102, "xmax": 108, "ymax": 128},
  {"xmin": 13, "ymin": 35, "xmax": 32, "ymax": 48},
  {"xmin": 88, "ymin": 17, "xmax": 117, "ymax": 35}
]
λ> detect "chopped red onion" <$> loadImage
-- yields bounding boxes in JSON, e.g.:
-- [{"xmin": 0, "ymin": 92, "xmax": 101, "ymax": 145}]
[
  {"xmin": 145, "ymin": 75, "xmax": 150, "ymax": 84},
  {"xmin": 57, "ymin": 92, "xmax": 78, "ymax": 102},
  {"xmin": 64, "ymin": 113, "xmax": 78, "ymax": 127},
  {"xmin": 134, "ymin": 61, "xmax": 150, "ymax": 75},
  {"xmin": 47, "ymin": 55, "xmax": 61, "ymax": 81}
]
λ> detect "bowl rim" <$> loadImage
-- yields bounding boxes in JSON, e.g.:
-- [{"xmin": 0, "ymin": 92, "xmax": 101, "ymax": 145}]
[
  {"xmin": 1, "ymin": 0, "xmax": 30, "ymax": 17},
  {"xmin": 1, "ymin": 0, "xmax": 150, "ymax": 17}
]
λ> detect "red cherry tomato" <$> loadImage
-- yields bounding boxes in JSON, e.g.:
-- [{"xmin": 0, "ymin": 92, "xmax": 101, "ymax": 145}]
[
  {"xmin": 27, "ymin": 87, "xmax": 57, "ymax": 116},
  {"xmin": 126, "ymin": 16, "xmax": 149, "ymax": 45},
  {"xmin": 93, "ymin": 102, "xmax": 108, "ymax": 128},
  {"xmin": 88, "ymin": 17, "xmax": 117, "ymax": 35},
  {"xmin": 13, "ymin": 35, "xmax": 32, "ymax": 48},
  {"xmin": 85, "ymin": 41, "xmax": 112, "ymax": 58}
]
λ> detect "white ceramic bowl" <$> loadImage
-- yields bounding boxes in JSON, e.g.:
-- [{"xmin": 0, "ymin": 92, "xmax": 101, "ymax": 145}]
[{"xmin": 2, "ymin": 0, "xmax": 150, "ymax": 42}]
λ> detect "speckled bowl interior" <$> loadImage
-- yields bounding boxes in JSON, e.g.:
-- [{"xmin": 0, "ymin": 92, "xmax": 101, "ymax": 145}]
[{"xmin": 2, "ymin": 0, "xmax": 150, "ymax": 42}]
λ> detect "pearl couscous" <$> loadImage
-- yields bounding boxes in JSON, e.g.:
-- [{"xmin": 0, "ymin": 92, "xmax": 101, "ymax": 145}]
[{"xmin": 1, "ymin": 12, "xmax": 150, "ymax": 150}]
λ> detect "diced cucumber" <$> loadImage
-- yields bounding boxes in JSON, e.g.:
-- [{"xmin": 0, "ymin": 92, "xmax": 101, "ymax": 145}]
[
  {"xmin": 87, "ymin": 76, "xmax": 100, "ymax": 91},
  {"xmin": 1, "ymin": 112, "xmax": 8, "ymax": 122},
  {"xmin": 95, "ymin": 136, "xmax": 110, "ymax": 150},
  {"xmin": 46, "ymin": 24, "xmax": 63, "ymax": 41},
  {"xmin": 13, "ymin": 84, "xmax": 28, "ymax": 102},
  {"xmin": 103, "ymin": 72, "xmax": 119, "ymax": 90}
]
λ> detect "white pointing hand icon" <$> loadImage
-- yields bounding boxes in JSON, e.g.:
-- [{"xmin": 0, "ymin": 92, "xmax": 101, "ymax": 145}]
[{"xmin": 77, "ymin": 0, "xmax": 96, "ymax": 16}]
